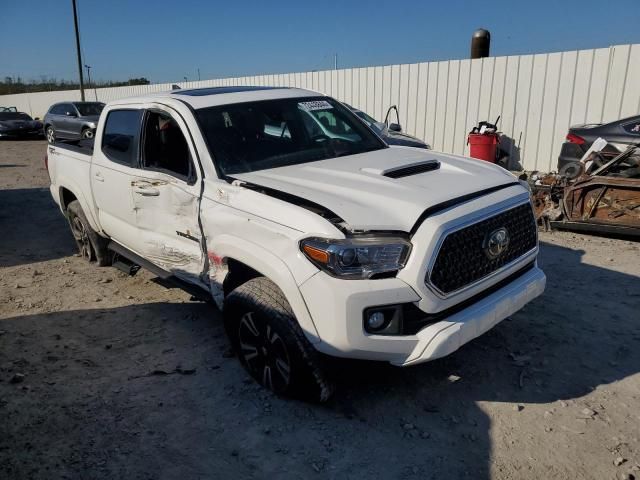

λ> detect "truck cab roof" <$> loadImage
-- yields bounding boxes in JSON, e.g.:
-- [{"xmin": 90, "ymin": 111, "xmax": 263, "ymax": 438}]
[{"xmin": 109, "ymin": 86, "xmax": 322, "ymax": 110}]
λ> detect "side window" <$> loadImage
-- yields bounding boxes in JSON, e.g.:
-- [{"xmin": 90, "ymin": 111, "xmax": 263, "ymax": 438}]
[
  {"xmin": 623, "ymin": 121, "xmax": 640, "ymax": 135},
  {"xmin": 62, "ymin": 103, "xmax": 76, "ymax": 116},
  {"xmin": 51, "ymin": 104, "xmax": 65, "ymax": 115},
  {"xmin": 301, "ymin": 107, "xmax": 362, "ymax": 140},
  {"xmin": 101, "ymin": 109, "xmax": 143, "ymax": 166},
  {"xmin": 141, "ymin": 110, "xmax": 193, "ymax": 181}
]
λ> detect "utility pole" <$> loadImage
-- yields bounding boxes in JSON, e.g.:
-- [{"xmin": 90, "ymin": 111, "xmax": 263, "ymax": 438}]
[
  {"xmin": 334, "ymin": 53, "xmax": 338, "ymax": 70},
  {"xmin": 197, "ymin": 68, "xmax": 201, "ymax": 81},
  {"xmin": 71, "ymin": 0, "xmax": 85, "ymax": 100}
]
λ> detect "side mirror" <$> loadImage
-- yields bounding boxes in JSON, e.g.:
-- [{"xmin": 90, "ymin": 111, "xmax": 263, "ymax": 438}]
[
  {"xmin": 34, "ymin": 117, "xmax": 40, "ymax": 121},
  {"xmin": 389, "ymin": 123, "xmax": 402, "ymax": 132}
]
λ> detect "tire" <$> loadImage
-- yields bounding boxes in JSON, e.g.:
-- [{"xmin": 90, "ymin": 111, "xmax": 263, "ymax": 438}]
[
  {"xmin": 224, "ymin": 277, "xmax": 334, "ymax": 402},
  {"xmin": 81, "ymin": 128, "xmax": 94, "ymax": 139},
  {"xmin": 66, "ymin": 200, "xmax": 111, "ymax": 266},
  {"xmin": 46, "ymin": 126, "xmax": 55, "ymax": 144}
]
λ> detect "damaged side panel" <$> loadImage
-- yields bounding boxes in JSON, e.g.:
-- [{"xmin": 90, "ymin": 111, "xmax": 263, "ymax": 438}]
[
  {"xmin": 564, "ymin": 180, "xmax": 640, "ymax": 227},
  {"xmin": 198, "ymin": 183, "xmax": 330, "ymax": 341},
  {"xmin": 530, "ymin": 143, "xmax": 640, "ymax": 235},
  {"xmin": 130, "ymin": 175, "xmax": 207, "ymax": 287}
]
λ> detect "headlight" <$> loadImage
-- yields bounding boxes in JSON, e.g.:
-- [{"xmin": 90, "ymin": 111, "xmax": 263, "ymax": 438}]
[{"xmin": 300, "ymin": 236, "xmax": 411, "ymax": 279}]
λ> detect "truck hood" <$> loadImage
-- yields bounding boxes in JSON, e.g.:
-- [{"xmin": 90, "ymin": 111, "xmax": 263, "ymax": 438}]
[{"xmin": 233, "ymin": 146, "xmax": 518, "ymax": 232}]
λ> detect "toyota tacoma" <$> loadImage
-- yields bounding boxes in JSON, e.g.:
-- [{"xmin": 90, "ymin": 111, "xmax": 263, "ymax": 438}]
[{"xmin": 46, "ymin": 86, "xmax": 545, "ymax": 401}]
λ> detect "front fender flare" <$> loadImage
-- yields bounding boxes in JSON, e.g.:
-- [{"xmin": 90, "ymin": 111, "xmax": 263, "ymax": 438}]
[{"xmin": 209, "ymin": 234, "xmax": 321, "ymax": 344}]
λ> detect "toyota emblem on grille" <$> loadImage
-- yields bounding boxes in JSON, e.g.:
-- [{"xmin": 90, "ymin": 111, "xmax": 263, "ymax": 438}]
[{"xmin": 483, "ymin": 227, "xmax": 510, "ymax": 259}]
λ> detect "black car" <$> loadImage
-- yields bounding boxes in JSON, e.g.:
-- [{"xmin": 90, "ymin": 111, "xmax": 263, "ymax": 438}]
[
  {"xmin": 345, "ymin": 104, "xmax": 431, "ymax": 149},
  {"xmin": 558, "ymin": 114, "xmax": 640, "ymax": 171},
  {"xmin": 0, "ymin": 112, "xmax": 43, "ymax": 139}
]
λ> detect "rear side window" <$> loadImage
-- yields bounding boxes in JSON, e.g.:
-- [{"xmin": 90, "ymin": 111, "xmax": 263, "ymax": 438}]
[
  {"xmin": 50, "ymin": 104, "xmax": 66, "ymax": 115},
  {"xmin": 101, "ymin": 109, "xmax": 143, "ymax": 166}
]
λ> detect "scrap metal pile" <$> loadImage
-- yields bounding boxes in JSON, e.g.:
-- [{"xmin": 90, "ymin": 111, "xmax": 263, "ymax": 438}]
[{"xmin": 528, "ymin": 142, "xmax": 640, "ymax": 236}]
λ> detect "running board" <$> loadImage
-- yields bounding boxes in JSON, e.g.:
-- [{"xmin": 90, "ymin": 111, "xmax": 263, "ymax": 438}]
[
  {"xmin": 108, "ymin": 241, "xmax": 170, "ymax": 279},
  {"xmin": 107, "ymin": 241, "xmax": 212, "ymax": 302}
]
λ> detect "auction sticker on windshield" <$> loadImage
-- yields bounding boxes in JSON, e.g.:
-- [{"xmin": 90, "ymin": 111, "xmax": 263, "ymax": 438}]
[{"xmin": 299, "ymin": 100, "xmax": 333, "ymax": 111}]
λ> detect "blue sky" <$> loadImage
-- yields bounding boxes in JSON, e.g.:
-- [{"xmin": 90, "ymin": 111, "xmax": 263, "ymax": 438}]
[{"xmin": 2, "ymin": 0, "xmax": 639, "ymax": 83}]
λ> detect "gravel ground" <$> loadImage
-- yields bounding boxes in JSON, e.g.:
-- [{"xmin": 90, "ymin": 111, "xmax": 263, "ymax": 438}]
[{"xmin": 1, "ymin": 139, "xmax": 639, "ymax": 480}]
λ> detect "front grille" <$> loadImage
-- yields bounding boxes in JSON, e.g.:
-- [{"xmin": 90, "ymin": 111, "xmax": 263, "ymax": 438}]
[{"xmin": 428, "ymin": 203, "xmax": 537, "ymax": 295}]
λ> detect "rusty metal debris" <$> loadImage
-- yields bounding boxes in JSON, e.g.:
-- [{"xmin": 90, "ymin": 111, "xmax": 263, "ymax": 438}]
[{"xmin": 528, "ymin": 143, "xmax": 640, "ymax": 236}]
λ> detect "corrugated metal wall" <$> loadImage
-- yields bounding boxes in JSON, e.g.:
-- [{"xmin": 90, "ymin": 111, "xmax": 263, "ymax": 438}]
[{"xmin": 3, "ymin": 44, "xmax": 639, "ymax": 172}]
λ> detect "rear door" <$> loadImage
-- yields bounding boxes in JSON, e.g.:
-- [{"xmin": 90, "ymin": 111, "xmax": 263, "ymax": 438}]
[
  {"xmin": 49, "ymin": 104, "xmax": 66, "ymax": 135},
  {"xmin": 91, "ymin": 108, "xmax": 144, "ymax": 246}
]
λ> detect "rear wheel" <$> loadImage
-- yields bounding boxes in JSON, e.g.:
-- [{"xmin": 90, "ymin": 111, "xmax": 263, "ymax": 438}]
[
  {"xmin": 224, "ymin": 277, "xmax": 334, "ymax": 402},
  {"xmin": 46, "ymin": 126, "xmax": 55, "ymax": 144},
  {"xmin": 66, "ymin": 200, "xmax": 111, "ymax": 266}
]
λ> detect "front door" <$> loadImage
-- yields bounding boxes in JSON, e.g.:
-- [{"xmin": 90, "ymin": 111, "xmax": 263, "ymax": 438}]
[
  {"xmin": 129, "ymin": 106, "xmax": 205, "ymax": 286},
  {"xmin": 58, "ymin": 103, "xmax": 77, "ymax": 137}
]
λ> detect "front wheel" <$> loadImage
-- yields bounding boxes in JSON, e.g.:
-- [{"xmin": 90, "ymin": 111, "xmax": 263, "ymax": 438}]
[
  {"xmin": 224, "ymin": 277, "xmax": 334, "ymax": 402},
  {"xmin": 46, "ymin": 126, "xmax": 55, "ymax": 144}
]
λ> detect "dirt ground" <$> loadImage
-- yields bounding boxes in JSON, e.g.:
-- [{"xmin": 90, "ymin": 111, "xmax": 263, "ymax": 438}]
[{"xmin": 1, "ymin": 139, "xmax": 639, "ymax": 480}]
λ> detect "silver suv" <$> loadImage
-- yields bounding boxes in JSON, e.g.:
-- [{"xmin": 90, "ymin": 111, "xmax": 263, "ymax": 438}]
[{"xmin": 43, "ymin": 101, "xmax": 105, "ymax": 143}]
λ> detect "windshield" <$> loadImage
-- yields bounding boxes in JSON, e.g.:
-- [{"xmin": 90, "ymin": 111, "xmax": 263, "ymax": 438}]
[
  {"xmin": 0, "ymin": 112, "xmax": 32, "ymax": 121},
  {"xmin": 196, "ymin": 97, "xmax": 386, "ymax": 175},
  {"xmin": 75, "ymin": 103, "xmax": 104, "ymax": 116}
]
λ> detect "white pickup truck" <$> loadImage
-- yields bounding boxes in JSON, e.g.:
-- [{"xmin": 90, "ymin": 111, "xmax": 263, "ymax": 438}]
[{"xmin": 47, "ymin": 86, "xmax": 545, "ymax": 401}]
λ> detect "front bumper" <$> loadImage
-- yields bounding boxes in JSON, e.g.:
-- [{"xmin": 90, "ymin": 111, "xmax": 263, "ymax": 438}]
[{"xmin": 300, "ymin": 264, "xmax": 545, "ymax": 365}]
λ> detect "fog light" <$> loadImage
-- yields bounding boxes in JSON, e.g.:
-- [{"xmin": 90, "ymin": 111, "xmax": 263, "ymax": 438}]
[
  {"xmin": 367, "ymin": 311, "xmax": 387, "ymax": 330},
  {"xmin": 364, "ymin": 305, "xmax": 405, "ymax": 335}
]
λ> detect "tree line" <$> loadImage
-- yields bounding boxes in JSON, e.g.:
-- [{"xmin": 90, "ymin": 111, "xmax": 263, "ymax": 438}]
[{"xmin": 0, "ymin": 77, "xmax": 151, "ymax": 95}]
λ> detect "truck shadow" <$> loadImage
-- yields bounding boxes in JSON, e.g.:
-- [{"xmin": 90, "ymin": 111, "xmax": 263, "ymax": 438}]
[
  {"xmin": 329, "ymin": 239, "xmax": 640, "ymax": 477},
  {"xmin": 0, "ymin": 188, "xmax": 76, "ymax": 267},
  {"xmin": 0, "ymin": 240, "xmax": 638, "ymax": 479}
]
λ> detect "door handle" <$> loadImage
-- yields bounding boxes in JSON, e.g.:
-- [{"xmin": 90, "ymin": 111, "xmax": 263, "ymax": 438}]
[
  {"xmin": 94, "ymin": 172, "xmax": 104, "ymax": 182},
  {"xmin": 133, "ymin": 186, "xmax": 160, "ymax": 196}
]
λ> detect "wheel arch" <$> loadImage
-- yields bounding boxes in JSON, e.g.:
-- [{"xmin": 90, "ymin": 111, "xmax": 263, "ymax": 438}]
[
  {"xmin": 57, "ymin": 183, "xmax": 101, "ymax": 233},
  {"xmin": 59, "ymin": 186, "xmax": 77, "ymax": 211},
  {"xmin": 209, "ymin": 235, "xmax": 321, "ymax": 344}
]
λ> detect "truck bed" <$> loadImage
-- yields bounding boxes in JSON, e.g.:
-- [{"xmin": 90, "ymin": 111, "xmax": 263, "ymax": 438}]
[{"xmin": 53, "ymin": 138, "xmax": 95, "ymax": 156}]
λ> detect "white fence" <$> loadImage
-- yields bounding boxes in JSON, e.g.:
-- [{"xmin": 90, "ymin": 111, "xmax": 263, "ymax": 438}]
[{"xmin": 3, "ymin": 43, "xmax": 639, "ymax": 172}]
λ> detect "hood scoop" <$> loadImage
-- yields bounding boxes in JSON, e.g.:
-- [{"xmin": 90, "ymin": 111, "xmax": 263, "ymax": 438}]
[{"xmin": 361, "ymin": 159, "xmax": 441, "ymax": 179}]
